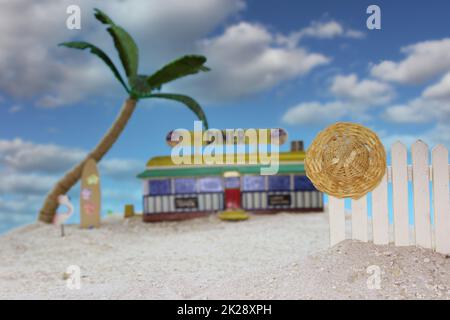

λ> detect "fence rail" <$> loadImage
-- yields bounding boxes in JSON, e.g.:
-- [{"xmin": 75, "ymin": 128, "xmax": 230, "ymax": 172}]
[{"xmin": 328, "ymin": 140, "xmax": 450, "ymax": 255}]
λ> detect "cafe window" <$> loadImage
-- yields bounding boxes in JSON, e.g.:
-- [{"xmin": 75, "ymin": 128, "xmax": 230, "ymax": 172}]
[
  {"xmin": 242, "ymin": 175, "xmax": 265, "ymax": 191},
  {"xmin": 294, "ymin": 175, "xmax": 316, "ymax": 191},
  {"xmin": 198, "ymin": 177, "xmax": 223, "ymax": 193},
  {"xmin": 268, "ymin": 175, "xmax": 291, "ymax": 191},
  {"xmin": 174, "ymin": 178, "xmax": 197, "ymax": 194},
  {"xmin": 149, "ymin": 179, "xmax": 171, "ymax": 195}
]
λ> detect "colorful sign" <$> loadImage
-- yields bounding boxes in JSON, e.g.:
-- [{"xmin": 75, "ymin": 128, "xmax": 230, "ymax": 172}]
[
  {"xmin": 80, "ymin": 158, "xmax": 101, "ymax": 228},
  {"xmin": 268, "ymin": 194, "xmax": 291, "ymax": 206},
  {"xmin": 175, "ymin": 197, "xmax": 198, "ymax": 209}
]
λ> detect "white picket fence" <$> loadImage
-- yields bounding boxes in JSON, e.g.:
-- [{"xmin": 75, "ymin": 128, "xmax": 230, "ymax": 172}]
[{"xmin": 328, "ymin": 140, "xmax": 450, "ymax": 255}]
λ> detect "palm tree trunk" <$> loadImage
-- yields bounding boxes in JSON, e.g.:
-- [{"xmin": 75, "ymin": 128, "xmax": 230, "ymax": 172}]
[{"xmin": 38, "ymin": 98, "xmax": 138, "ymax": 223}]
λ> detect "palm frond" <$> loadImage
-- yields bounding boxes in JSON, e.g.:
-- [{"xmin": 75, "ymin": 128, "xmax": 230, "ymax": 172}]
[
  {"xmin": 107, "ymin": 26, "xmax": 139, "ymax": 78},
  {"xmin": 143, "ymin": 93, "xmax": 209, "ymax": 129},
  {"xmin": 93, "ymin": 8, "xmax": 139, "ymax": 79},
  {"xmin": 59, "ymin": 41, "xmax": 129, "ymax": 92},
  {"xmin": 94, "ymin": 8, "xmax": 115, "ymax": 25},
  {"xmin": 146, "ymin": 55, "xmax": 210, "ymax": 89}
]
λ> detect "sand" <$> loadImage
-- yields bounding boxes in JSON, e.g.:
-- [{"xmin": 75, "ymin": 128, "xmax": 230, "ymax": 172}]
[{"xmin": 0, "ymin": 212, "xmax": 449, "ymax": 300}]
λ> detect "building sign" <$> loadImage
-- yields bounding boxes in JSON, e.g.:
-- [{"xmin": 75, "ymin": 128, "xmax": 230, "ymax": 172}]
[
  {"xmin": 268, "ymin": 194, "xmax": 291, "ymax": 206},
  {"xmin": 175, "ymin": 197, "xmax": 198, "ymax": 209}
]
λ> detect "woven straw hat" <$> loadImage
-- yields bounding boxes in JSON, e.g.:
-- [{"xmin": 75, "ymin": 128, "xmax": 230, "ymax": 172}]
[{"xmin": 305, "ymin": 122, "xmax": 386, "ymax": 200}]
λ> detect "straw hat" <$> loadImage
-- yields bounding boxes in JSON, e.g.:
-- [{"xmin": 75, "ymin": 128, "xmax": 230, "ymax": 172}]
[{"xmin": 305, "ymin": 122, "xmax": 386, "ymax": 200}]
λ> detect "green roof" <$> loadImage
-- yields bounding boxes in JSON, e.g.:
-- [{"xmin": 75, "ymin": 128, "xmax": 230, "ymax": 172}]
[{"xmin": 137, "ymin": 163, "xmax": 305, "ymax": 179}]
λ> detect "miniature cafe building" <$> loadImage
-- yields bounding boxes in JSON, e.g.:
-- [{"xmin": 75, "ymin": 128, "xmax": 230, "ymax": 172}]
[{"xmin": 137, "ymin": 140, "xmax": 324, "ymax": 222}]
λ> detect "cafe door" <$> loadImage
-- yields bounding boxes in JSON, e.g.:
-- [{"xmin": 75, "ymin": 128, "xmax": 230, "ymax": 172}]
[{"xmin": 223, "ymin": 171, "xmax": 241, "ymax": 210}]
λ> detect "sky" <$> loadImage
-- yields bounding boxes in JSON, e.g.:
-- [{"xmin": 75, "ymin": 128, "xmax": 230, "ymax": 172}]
[{"xmin": 1, "ymin": 0, "xmax": 450, "ymax": 233}]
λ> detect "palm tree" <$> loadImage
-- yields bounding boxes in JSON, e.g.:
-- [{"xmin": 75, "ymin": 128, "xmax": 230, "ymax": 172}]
[{"xmin": 38, "ymin": 8, "xmax": 210, "ymax": 223}]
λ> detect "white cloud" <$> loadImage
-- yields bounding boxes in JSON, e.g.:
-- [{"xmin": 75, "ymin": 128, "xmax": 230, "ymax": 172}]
[
  {"xmin": 425, "ymin": 123, "xmax": 450, "ymax": 146},
  {"xmin": 383, "ymin": 71, "xmax": 450, "ymax": 124},
  {"xmin": 100, "ymin": 158, "xmax": 142, "ymax": 180},
  {"xmin": 0, "ymin": 1, "xmax": 115, "ymax": 107},
  {"xmin": 379, "ymin": 123, "xmax": 450, "ymax": 150},
  {"xmin": 0, "ymin": 0, "xmax": 245, "ymax": 107},
  {"xmin": 0, "ymin": 1, "xmax": 337, "ymax": 106},
  {"xmin": 35, "ymin": 60, "xmax": 112, "ymax": 108},
  {"xmin": 422, "ymin": 72, "xmax": 450, "ymax": 101},
  {"xmin": 0, "ymin": 138, "xmax": 143, "ymax": 179},
  {"xmin": 8, "ymin": 105, "xmax": 22, "ymax": 113},
  {"xmin": 345, "ymin": 29, "xmax": 365, "ymax": 39},
  {"xmin": 0, "ymin": 138, "xmax": 85, "ymax": 174},
  {"xmin": 105, "ymin": 0, "xmax": 246, "ymax": 58},
  {"xmin": 276, "ymin": 20, "xmax": 364, "ymax": 48},
  {"xmin": 384, "ymin": 97, "xmax": 450, "ymax": 124},
  {"xmin": 0, "ymin": 138, "xmax": 145, "ymax": 228},
  {"xmin": 3, "ymin": 1, "xmax": 364, "ymax": 107},
  {"xmin": 298, "ymin": 20, "xmax": 346, "ymax": 39},
  {"xmin": 375, "ymin": 50, "xmax": 450, "ymax": 125},
  {"xmin": 0, "ymin": 195, "xmax": 43, "ymax": 229},
  {"xmin": 281, "ymin": 101, "xmax": 348, "ymax": 125},
  {"xmin": 371, "ymin": 38, "xmax": 450, "ymax": 84},
  {"xmin": 330, "ymin": 74, "xmax": 393, "ymax": 106},
  {"xmin": 181, "ymin": 22, "xmax": 330, "ymax": 102},
  {"xmin": 0, "ymin": 172, "xmax": 55, "ymax": 195},
  {"xmin": 281, "ymin": 73, "xmax": 393, "ymax": 126},
  {"xmin": 383, "ymin": 99, "xmax": 431, "ymax": 124}
]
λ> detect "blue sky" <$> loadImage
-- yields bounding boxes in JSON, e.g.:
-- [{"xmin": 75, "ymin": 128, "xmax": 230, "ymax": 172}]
[{"xmin": 1, "ymin": 0, "xmax": 450, "ymax": 233}]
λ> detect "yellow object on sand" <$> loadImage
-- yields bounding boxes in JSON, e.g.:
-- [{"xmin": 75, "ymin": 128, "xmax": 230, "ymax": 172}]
[
  {"xmin": 124, "ymin": 204, "xmax": 135, "ymax": 218},
  {"xmin": 218, "ymin": 209, "xmax": 249, "ymax": 221},
  {"xmin": 305, "ymin": 122, "xmax": 386, "ymax": 200}
]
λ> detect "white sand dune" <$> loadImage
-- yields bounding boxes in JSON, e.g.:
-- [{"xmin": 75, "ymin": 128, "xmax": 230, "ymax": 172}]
[{"xmin": 0, "ymin": 212, "xmax": 449, "ymax": 300}]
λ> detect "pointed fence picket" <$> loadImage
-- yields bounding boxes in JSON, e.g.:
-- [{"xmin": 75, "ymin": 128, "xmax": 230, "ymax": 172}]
[
  {"xmin": 411, "ymin": 140, "xmax": 432, "ymax": 249},
  {"xmin": 432, "ymin": 145, "xmax": 450, "ymax": 254},
  {"xmin": 328, "ymin": 140, "xmax": 450, "ymax": 255},
  {"xmin": 391, "ymin": 141, "xmax": 410, "ymax": 246}
]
